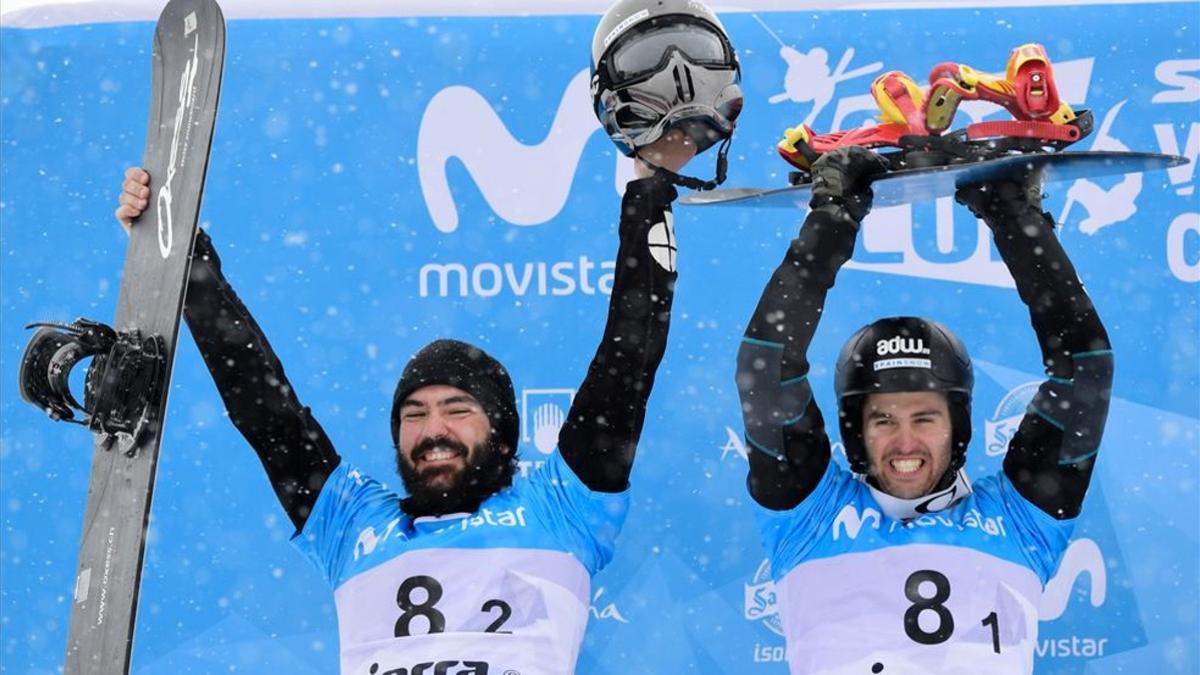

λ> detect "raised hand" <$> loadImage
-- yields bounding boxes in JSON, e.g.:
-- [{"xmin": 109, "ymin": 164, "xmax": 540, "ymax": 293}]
[
  {"xmin": 115, "ymin": 167, "xmax": 151, "ymax": 233},
  {"xmin": 808, "ymin": 146, "xmax": 890, "ymax": 223}
]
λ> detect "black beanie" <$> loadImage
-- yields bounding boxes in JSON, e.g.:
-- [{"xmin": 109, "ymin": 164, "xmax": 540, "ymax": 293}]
[{"xmin": 391, "ymin": 339, "xmax": 519, "ymax": 452}]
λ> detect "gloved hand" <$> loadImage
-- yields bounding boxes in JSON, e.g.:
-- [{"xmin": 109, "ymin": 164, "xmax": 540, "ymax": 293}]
[
  {"xmin": 955, "ymin": 168, "xmax": 1046, "ymax": 223},
  {"xmin": 808, "ymin": 146, "xmax": 890, "ymax": 223}
]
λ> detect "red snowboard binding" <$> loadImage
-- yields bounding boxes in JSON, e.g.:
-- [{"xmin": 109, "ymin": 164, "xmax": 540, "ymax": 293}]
[{"xmin": 777, "ymin": 43, "xmax": 1093, "ymax": 182}]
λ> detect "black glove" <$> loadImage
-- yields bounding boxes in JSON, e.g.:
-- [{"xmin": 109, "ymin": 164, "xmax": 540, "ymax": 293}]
[
  {"xmin": 955, "ymin": 168, "xmax": 1046, "ymax": 223},
  {"xmin": 808, "ymin": 146, "xmax": 890, "ymax": 224}
]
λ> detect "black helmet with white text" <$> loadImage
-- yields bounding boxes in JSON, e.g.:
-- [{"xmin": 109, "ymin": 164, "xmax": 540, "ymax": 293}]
[{"xmin": 834, "ymin": 317, "xmax": 974, "ymax": 477}]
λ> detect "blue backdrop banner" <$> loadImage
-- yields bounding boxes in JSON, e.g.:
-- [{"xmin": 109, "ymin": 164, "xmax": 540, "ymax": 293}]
[{"xmin": 1, "ymin": 2, "xmax": 1197, "ymax": 673}]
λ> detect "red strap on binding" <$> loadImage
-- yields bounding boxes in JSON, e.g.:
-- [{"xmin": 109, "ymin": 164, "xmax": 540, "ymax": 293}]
[{"xmin": 966, "ymin": 120, "xmax": 1080, "ymax": 143}]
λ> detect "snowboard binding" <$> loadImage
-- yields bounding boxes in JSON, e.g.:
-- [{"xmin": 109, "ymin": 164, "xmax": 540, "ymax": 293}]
[
  {"xmin": 19, "ymin": 318, "xmax": 166, "ymax": 455},
  {"xmin": 777, "ymin": 43, "xmax": 1093, "ymax": 184}
]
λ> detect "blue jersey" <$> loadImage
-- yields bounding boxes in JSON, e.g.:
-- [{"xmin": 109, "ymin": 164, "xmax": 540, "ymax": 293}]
[
  {"xmin": 294, "ymin": 451, "xmax": 629, "ymax": 675},
  {"xmin": 756, "ymin": 461, "xmax": 1074, "ymax": 675}
]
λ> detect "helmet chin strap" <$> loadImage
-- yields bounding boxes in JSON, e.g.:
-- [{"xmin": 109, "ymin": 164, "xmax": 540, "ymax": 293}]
[
  {"xmin": 860, "ymin": 469, "xmax": 973, "ymax": 521},
  {"xmin": 636, "ymin": 135, "xmax": 731, "ymax": 191}
]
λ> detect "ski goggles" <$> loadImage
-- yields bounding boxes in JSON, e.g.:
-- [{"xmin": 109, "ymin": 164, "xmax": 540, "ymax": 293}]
[
  {"xmin": 605, "ymin": 18, "xmax": 736, "ymax": 84},
  {"xmin": 601, "ymin": 49, "xmax": 742, "ymax": 153}
]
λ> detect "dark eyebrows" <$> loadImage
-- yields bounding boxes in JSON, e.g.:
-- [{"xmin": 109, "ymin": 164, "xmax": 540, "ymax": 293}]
[
  {"xmin": 401, "ymin": 394, "xmax": 479, "ymax": 409},
  {"xmin": 866, "ymin": 407, "xmax": 945, "ymax": 420}
]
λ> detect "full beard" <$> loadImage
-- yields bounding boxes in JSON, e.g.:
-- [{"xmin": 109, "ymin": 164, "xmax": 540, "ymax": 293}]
[{"xmin": 397, "ymin": 434, "xmax": 517, "ymax": 518}]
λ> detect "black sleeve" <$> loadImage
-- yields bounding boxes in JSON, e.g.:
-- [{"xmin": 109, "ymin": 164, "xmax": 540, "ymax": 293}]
[
  {"xmin": 737, "ymin": 207, "xmax": 860, "ymax": 510},
  {"xmin": 183, "ymin": 230, "xmax": 341, "ymax": 531},
  {"xmin": 556, "ymin": 177, "xmax": 678, "ymax": 492},
  {"xmin": 983, "ymin": 202, "xmax": 1114, "ymax": 519}
]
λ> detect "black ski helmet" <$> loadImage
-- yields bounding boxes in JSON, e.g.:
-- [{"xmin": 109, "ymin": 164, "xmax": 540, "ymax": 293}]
[
  {"xmin": 591, "ymin": 0, "xmax": 742, "ymax": 157},
  {"xmin": 834, "ymin": 317, "xmax": 974, "ymax": 476}
]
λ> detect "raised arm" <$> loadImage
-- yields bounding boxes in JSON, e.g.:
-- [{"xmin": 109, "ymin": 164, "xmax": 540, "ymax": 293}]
[
  {"xmin": 957, "ymin": 176, "xmax": 1113, "ymax": 519},
  {"xmin": 555, "ymin": 168, "xmax": 680, "ymax": 491},
  {"xmin": 737, "ymin": 148, "xmax": 888, "ymax": 510},
  {"xmin": 118, "ymin": 168, "xmax": 340, "ymax": 530}
]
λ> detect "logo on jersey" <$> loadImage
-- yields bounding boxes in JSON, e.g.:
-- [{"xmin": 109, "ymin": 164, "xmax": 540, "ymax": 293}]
[
  {"xmin": 832, "ymin": 504, "xmax": 882, "ymax": 541},
  {"xmin": 647, "ymin": 212, "xmax": 678, "ymax": 273},
  {"xmin": 354, "ymin": 518, "xmax": 403, "ymax": 561},
  {"xmin": 521, "ymin": 388, "xmax": 574, "ymax": 456},
  {"xmin": 589, "ymin": 587, "xmax": 630, "ymax": 624},
  {"xmin": 744, "ymin": 559, "xmax": 783, "ymax": 637},
  {"xmin": 985, "ymin": 381, "xmax": 1042, "ymax": 457}
]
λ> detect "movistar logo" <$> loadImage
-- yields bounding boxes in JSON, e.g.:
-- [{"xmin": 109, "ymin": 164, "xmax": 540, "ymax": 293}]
[
  {"xmin": 832, "ymin": 504, "xmax": 881, "ymax": 541},
  {"xmin": 417, "ymin": 70, "xmax": 601, "ymax": 233},
  {"xmin": 875, "ymin": 336, "xmax": 931, "ymax": 357}
]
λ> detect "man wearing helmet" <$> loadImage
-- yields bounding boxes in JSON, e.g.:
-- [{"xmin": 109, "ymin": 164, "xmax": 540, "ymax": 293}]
[
  {"xmin": 113, "ymin": 1, "xmax": 740, "ymax": 672},
  {"xmin": 736, "ymin": 147, "xmax": 1113, "ymax": 674}
]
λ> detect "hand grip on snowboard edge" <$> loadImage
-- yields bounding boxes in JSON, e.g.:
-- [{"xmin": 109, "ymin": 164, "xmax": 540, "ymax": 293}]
[{"xmin": 115, "ymin": 166, "xmax": 152, "ymax": 233}]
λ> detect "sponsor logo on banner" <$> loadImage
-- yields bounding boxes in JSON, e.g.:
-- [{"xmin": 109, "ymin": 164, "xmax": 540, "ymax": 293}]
[
  {"xmin": 753, "ymin": 14, "xmax": 883, "ymax": 127},
  {"xmin": 588, "ymin": 587, "xmax": 629, "ymax": 624},
  {"xmin": 417, "ymin": 69, "xmax": 600, "ymax": 234},
  {"xmin": 1059, "ymin": 101, "xmax": 1142, "ymax": 235},
  {"xmin": 418, "ymin": 258, "xmax": 617, "ymax": 299},
  {"xmin": 1040, "ymin": 538, "xmax": 1107, "ymax": 621},
  {"xmin": 1152, "ymin": 58, "xmax": 1200, "ymax": 283},
  {"xmin": 985, "ymin": 381, "xmax": 1042, "ymax": 457},
  {"xmin": 1036, "ymin": 539, "xmax": 1111, "ymax": 658},
  {"xmin": 1151, "ymin": 58, "xmax": 1200, "ymax": 196},
  {"xmin": 719, "ymin": 425, "xmax": 846, "ymax": 463},
  {"xmin": 720, "ymin": 426, "xmax": 748, "ymax": 462},
  {"xmin": 745, "ymin": 559, "xmax": 789, "ymax": 663},
  {"xmin": 517, "ymin": 388, "xmax": 572, "ymax": 477},
  {"xmin": 521, "ymin": 388, "xmax": 574, "ymax": 455},
  {"xmin": 744, "ymin": 559, "xmax": 783, "ymax": 636}
]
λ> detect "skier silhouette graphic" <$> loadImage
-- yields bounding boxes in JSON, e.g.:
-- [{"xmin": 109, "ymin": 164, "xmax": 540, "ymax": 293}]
[{"xmin": 755, "ymin": 14, "xmax": 882, "ymax": 128}]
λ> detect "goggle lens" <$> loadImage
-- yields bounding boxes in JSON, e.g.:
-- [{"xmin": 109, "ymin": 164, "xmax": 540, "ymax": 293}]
[{"xmin": 609, "ymin": 22, "xmax": 731, "ymax": 82}]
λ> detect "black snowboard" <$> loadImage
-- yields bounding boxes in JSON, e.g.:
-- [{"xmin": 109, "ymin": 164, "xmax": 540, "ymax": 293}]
[
  {"xmin": 65, "ymin": 1, "xmax": 223, "ymax": 672},
  {"xmin": 679, "ymin": 151, "xmax": 1187, "ymax": 208}
]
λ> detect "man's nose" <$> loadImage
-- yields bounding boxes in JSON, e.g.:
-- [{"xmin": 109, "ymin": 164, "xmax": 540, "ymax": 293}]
[
  {"xmin": 893, "ymin": 426, "xmax": 921, "ymax": 453},
  {"xmin": 421, "ymin": 410, "xmax": 450, "ymax": 438}
]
